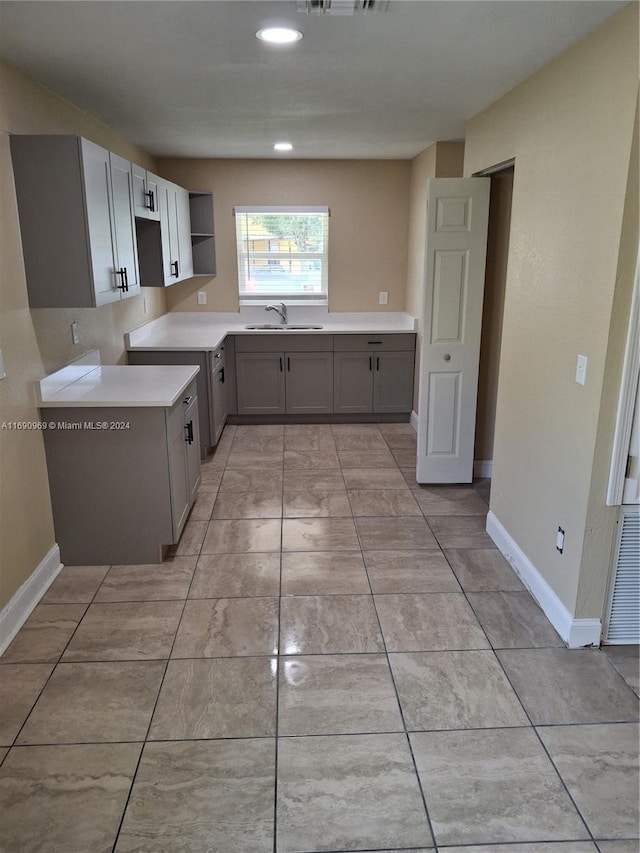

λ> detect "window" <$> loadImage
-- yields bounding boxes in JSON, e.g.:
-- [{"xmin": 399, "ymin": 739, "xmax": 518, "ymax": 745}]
[{"xmin": 235, "ymin": 206, "xmax": 329, "ymax": 303}]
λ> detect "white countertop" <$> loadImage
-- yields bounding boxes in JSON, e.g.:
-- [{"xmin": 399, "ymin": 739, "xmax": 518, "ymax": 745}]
[
  {"xmin": 126, "ymin": 310, "xmax": 417, "ymax": 352},
  {"xmin": 37, "ymin": 351, "xmax": 199, "ymax": 408}
]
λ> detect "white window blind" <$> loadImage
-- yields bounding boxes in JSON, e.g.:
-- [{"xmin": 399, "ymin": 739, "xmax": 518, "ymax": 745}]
[{"xmin": 235, "ymin": 206, "xmax": 329, "ymax": 303}]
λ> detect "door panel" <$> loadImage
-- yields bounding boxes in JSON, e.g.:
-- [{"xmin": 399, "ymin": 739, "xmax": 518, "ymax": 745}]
[
  {"xmin": 417, "ymin": 177, "xmax": 490, "ymax": 483},
  {"xmin": 373, "ymin": 351, "xmax": 415, "ymax": 413},
  {"xmin": 236, "ymin": 352, "xmax": 286, "ymax": 415},
  {"xmin": 333, "ymin": 352, "xmax": 373, "ymax": 413},
  {"xmin": 286, "ymin": 352, "xmax": 333, "ymax": 414},
  {"xmin": 109, "ymin": 153, "xmax": 140, "ymax": 297},
  {"xmin": 80, "ymin": 139, "xmax": 119, "ymax": 306}
]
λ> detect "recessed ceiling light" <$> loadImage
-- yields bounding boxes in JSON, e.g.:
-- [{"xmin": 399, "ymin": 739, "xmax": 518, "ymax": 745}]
[
  {"xmin": 274, "ymin": 142, "xmax": 294, "ymax": 152},
  {"xmin": 256, "ymin": 27, "xmax": 303, "ymax": 44}
]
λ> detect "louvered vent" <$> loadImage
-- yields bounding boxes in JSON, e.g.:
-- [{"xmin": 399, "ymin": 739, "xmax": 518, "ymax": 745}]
[{"xmin": 605, "ymin": 507, "xmax": 640, "ymax": 643}]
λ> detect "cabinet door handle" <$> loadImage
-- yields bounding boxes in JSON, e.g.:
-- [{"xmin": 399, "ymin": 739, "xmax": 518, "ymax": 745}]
[
  {"xmin": 376, "ymin": 356, "xmax": 380, "ymax": 372},
  {"xmin": 144, "ymin": 189, "xmax": 155, "ymax": 212},
  {"xmin": 115, "ymin": 268, "xmax": 127, "ymax": 291},
  {"xmin": 172, "ymin": 260, "xmax": 179, "ymax": 278},
  {"xmin": 279, "ymin": 357, "xmax": 283, "ymax": 372},
  {"xmin": 123, "ymin": 267, "xmax": 129, "ymax": 292},
  {"xmin": 219, "ymin": 367, "xmax": 225, "ymax": 384},
  {"xmin": 287, "ymin": 357, "xmax": 290, "ymax": 372},
  {"xmin": 369, "ymin": 356, "xmax": 372, "ymax": 371},
  {"xmin": 183, "ymin": 395, "xmax": 194, "ymax": 406},
  {"xmin": 184, "ymin": 421, "xmax": 194, "ymax": 444},
  {"xmin": 368, "ymin": 341, "xmax": 382, "ymax": 345}
]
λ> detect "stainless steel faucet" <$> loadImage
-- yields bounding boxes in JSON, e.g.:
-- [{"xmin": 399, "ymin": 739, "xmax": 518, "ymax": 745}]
[{"xmin": 265, "ymin": 302, "xmax": 288, "ymax": 324}]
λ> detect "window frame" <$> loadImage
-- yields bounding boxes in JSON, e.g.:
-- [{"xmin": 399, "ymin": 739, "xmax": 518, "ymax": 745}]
[{"xmin": 235, "ymin": 205, "xmax": 329, "ymax": 305}]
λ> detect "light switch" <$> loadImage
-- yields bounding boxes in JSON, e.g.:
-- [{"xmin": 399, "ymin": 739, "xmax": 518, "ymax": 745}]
[
  {"xmin": 71, "ymin": 321, "xmax": 80, "ymax": 345},
  {"xmin": 0, "ymin": 349, "xmax": 6, "ymax": 380},
  {"xmin": 197, "ymin": 291, "xmax": 207, "ymax": 305},
  {"xmin": 379, "ymin": 291, "xmax": 389, "ymax": 305},
  {"xmin": 575, "ymin": 354, "xmax": 587, "ymax": 386}
]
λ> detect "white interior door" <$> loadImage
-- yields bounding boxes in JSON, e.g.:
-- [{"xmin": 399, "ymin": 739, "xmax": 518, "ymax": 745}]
[
  {"xmin": 622, "ymin": 376, "xmax": 640, "ymax": 504},
  {"xmin": 417, "ymin": 177, "xmax": 491, "ymax": 483}
]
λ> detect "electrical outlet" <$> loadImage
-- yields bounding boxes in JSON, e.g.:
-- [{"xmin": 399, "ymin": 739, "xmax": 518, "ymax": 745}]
[
  {"xmin": 197, "ymin": 291, "xmax": 207, "ymax": 306},
  {"xmin": 379, "ymin": 291, "xmax": 389, "ymax": 305},
  {"xmin": 143, "ymin": 297, "xmax": 148, "ymax": 315},
  {"xmin": 556, "ymin": 527, "xmax": 565, "ymax": 554},
  {"xmin": 575, "ymin": 354, "xmax": 587, "ymax": 386},
  {"xmin": 71, "ymin": 321, "xmax": 80, "ymax": 345}
]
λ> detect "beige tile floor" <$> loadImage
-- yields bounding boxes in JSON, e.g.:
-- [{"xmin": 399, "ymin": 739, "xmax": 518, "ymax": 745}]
[{"xmin": 1, "ymin": 421, "xmax": 638, "ymax": 853}]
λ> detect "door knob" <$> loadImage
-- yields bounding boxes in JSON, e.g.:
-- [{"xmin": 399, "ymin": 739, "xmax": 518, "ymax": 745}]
[{"xmin": 443, "ymin": 354, "xmax": 451, "ymax": 362}]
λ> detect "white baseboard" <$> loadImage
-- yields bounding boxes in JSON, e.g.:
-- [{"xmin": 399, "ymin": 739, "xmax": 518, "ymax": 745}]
[
  {"xmin": 474, "ymin": 459, "xmax": 493, "ymax": 478},
  {"xmin": 0, "ymin": 544, "xmax": 63, "ymax": 656},
  {"xmin": 486, "ymin": 512, "xmax": 602, "ymax": 648},
  {"xmin": 410, "ymin": 410, "xmax": 418, "ymax": 433}
]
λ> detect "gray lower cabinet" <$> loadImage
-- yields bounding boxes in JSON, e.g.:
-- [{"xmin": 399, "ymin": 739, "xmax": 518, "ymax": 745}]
[
  {"xmin": 236, "ymin": 349, "xmax": 334, "ymax": 415},
  {"xmin": 285, "ymin": 352, "xmax": 334, "ymax": 414},
  {"xmin": 41, "ymin": 380, "xmax": 201, "ymax": 565},
  {"xmin": 128, "ymin": 348, "xmax": 228, "ymax": 457},
  {"xmin": 211, "ymin": 349, "xmax": 229, "ymax": 442},
  {"xmin": 333, "ymin": 352, "xmax": 374, "ymax": 414},
  {"xmin": 373, "ymin": 351, "xmax": 416, "ymax": 412},
  {"xmin": 236, "ymin": 352, "xmax": 286, "ymax": 415},
  {"xmin": 167, "ymin": 390, "xmax": 201, "ymax": 535},
  {"xmin": 334, "ymin": 345, "xmax": 415, "ymax": 414}
]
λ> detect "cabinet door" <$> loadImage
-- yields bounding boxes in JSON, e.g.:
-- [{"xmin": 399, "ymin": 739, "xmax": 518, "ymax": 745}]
[
  {"xmin": 132, "ymin": 164, "xmax": 161, "ymax": 221},
  {"xmin": 176, "ymin": 186, "xmax": 194, "ymax": 280},
  {"xmin": 236, "ymin": 352, "xmax": 286, "ymax": 415},
  {"xmin": 166, "ymin": 183, "xmax": 181, "ymax": 282},
  {"xmin": 80, "ymin": 138, "xmax": 120, "ymax": 306},
  {"xmin": 146, "ymin": 173, "xmax": 161, "ymax": 222},
  {"xmin": 166, "ymin": 401, "xmax": 191, "ymax": 539},
  {"xmin": 286, "ymin": 352, "xmax": 334, "ymax": 415},
  {"xmin": 184, "ymin": 394, "xmax": 201, "ymax": 505},
  {"xmin": 373, "ymin": 351, "xmax": 415, "ymax": 413},
  {"xmin": 333, "ymin": 352, "xmax": 373, "ymax": 414},
  {"xmin": 109, "ymin": 153, "xmax": 140, "ymax": 298},
  {"xmin": 211, "ymin": 358, "xmax": 228, "ymax": 445}
]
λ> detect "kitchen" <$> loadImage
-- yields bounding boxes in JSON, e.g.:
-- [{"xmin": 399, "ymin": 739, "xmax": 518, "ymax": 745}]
[{"xmin": 0, "ymin": 2, "xmax": 638, "ymax": 851}]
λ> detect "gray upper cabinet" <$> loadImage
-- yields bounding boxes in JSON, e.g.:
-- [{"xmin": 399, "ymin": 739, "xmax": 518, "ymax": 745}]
[
  {"xmin": 150, "ymin": 178, "xmax": 194, "ymax": 285},
  {"xmin": 286, "ymin": 351, "xmax": 334, "ymax": 414},
  {"xmin": 10, "ymin": 135, "xmax": 140, "ymax": 308},
  {"xmin": 132, "ymin": 163, "xmax": 161, "ymax": 221}
]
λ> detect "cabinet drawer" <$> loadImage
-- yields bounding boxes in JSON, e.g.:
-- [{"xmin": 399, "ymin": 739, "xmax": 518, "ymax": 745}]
[
  {"xmin": 234, "ymin": 334, "xmax": 333, "ymax": 353},
  {"xmin": 166, "ymin": 380, "xmax": 198, "ymax": 437},
  {"xmin": 333, "ymin": 333, "xmax": 416, "ymax": 352}
]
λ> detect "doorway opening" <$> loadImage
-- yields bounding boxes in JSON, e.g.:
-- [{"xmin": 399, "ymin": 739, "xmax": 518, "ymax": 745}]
[{"xmin": 474, "ymin": 162, "xmax": 515, "ymax": 499}]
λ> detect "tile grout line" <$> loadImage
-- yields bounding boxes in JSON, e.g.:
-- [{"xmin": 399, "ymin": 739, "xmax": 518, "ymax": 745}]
[
  {"xmin": 440, "ymin": 543, "xmax": 599, "ymax": 844},
  {"xmin": 352, "ymin": 447, "xmax": 441, "ymax": 853},
  {"xmin": 5, "ymin": 566, "xmax": 111, "ymax": 750},
  {"xmin": 273, "ymin": 438, "xmax": 285, "ymax": 853},
  {"xmin": 109, "ymin": 541, "xmax": 201, "ymax": 853}
]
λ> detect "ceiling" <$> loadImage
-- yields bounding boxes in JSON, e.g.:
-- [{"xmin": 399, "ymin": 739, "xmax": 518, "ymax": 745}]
[{"xmin": 0, "ymin": 1, "xmax": 628, "ymax": 159}]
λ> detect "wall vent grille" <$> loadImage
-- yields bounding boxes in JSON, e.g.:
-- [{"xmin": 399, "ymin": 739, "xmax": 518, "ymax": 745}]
[{"xmin": 605, "ymin": 506, "xmax": 640, "ymax": 644}]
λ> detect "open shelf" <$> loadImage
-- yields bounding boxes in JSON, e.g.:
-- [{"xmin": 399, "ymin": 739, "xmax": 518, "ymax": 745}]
[{"xmin": 189, "ymin": 192, "xmax": 216, "ymax": 276}]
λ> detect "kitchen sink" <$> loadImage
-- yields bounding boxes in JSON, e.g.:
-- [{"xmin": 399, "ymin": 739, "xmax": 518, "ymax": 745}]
[
  {"xmin": 244, "ymin": 324, "xmax": 283, "ymax": 330},
  {"xmin": 244, "ymin": 324, "xmax": 324, "ymax": 330}
]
